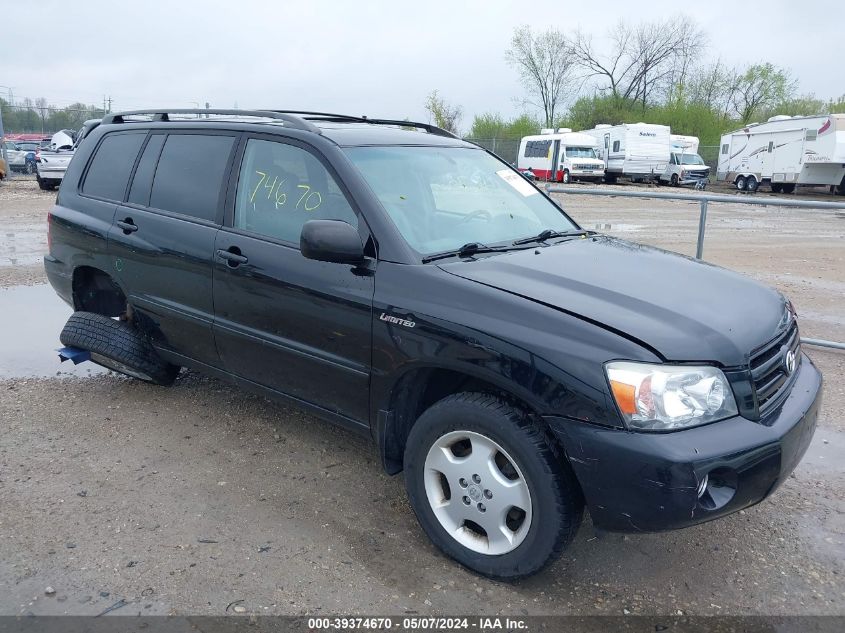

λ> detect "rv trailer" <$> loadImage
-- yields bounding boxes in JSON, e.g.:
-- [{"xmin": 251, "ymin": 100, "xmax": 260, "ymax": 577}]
[
  {"xmin": 717, "ymin": 114, "xmax": 845, "ymax": 194},
  {"xmin": 581, "ymin": 123, "xmax": 671, "ymax": 182},
  {"xmin": 516, "ymin": 129, "xmax": 605, "ymax": 183}
]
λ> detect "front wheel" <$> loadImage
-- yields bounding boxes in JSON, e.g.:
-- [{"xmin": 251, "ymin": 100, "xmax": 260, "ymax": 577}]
[
  {"xmin": 671, "ymin": 174, "xmax": 680, "ymax": 187},
  {"xmin": 561, "ymin": 170, "xmax": 571, "ymax": 184},
  {"xmin": 735, "ymin": 175, "xmax": 747, "ymax": 191},
  {"xmin": 404, "ymin": 393, "xmax": 583, "ymax": 580}
]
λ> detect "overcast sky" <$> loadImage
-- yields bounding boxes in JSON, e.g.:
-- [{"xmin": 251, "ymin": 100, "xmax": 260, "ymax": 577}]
[{"xmin": 3, "ymin": 1, "xmax": 841, "ymax": 130}]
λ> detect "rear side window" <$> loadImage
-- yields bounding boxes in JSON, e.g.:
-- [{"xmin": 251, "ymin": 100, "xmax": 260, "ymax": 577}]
[
  {"xmin": 82, "ymin": 132, "xmax": 146, "ymax": 201},
  {"xmin": 612, "ymin": 140, "xmax": 621, "ymax": 152},
  {"xmin": 149, "ymin": 134, "xmax": 236, "ymax": 222},
  {"xmin": 128, "ymin": 134, "xmax": 166, "ymax": 206}
]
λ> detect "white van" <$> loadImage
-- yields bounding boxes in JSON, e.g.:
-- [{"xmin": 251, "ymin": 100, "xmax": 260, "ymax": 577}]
[
  {"xmin": 581, "ymin": 123, "xmax": 671, "ymax": 182},
  {"xmin": 659, "ymin": 134, "xmax": 710, "ymax": 187},
  {"xmin": 517, "ymin": 129, "xmax": 605, "ymax": 183}
]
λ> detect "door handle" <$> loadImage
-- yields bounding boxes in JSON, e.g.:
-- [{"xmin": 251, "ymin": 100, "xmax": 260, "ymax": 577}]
[
  {"xmin": 117, "ymin": 218, "xmax": 138, "ymax": 234},
  {"xmin": 216, "ymin": 248, "xmax": 248, "ymax": 267}
]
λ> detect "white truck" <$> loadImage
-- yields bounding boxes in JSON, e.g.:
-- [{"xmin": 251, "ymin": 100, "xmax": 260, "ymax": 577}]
[
  {"xmin": 658, "ymin": 134, "xmax": 710, "ymax": 188},
  {"xmin": 581, "ymin": 123, "xmax": 671, "ymax": 183},
  {"xmin": 516, "ymin": 129, "xmax": 605, "ymax": 183},
  {"xmin": 36, "ymin": 120, "xmax": 100, "ymax": 191},
  {"xmin": 717, "ymin": 114, "xmax": 845, "ymax": 194}
]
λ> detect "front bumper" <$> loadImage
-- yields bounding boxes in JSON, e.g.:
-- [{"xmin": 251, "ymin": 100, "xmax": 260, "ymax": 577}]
[{"xmin": 546, "ymin": 353, "xmax": 822, "ymax": 532}]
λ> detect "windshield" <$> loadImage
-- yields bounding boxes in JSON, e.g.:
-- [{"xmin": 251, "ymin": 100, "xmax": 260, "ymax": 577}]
[
  {"xmin": 674, "ymin": 153, "xmax": 705, "ymax": 165},
  {"xmin": 565, "ymin": 146, "xmax": 597, "ymax": 158},
  {"xmin": 345, "ymin": 146, "xmax": 578, "ymax": 256}
]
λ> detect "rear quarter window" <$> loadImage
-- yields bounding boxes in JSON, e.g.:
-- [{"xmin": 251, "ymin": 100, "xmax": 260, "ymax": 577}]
[
  {"xmin": 148, "ymin": 134, "xmax": 236, "ymax": 222},
  {"xmin": 82, "ymin": 132, "xmax": 147, "ymax": 201}
]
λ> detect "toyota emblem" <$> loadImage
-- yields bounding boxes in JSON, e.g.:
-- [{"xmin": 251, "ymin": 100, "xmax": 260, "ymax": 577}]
[{"xmin": 784, "ymin": 349, "xmax": 797, "ymax": 375}]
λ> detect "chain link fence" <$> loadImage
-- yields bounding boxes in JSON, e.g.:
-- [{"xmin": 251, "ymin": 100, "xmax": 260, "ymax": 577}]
[{"xmin": 464, "ymin": 138, "xmax": 522, "ymax": 165}]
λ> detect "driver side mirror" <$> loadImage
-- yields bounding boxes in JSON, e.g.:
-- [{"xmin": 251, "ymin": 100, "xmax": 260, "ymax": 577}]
[{"xmin": 300, "ymin": 219, "xmax": 365, "ymax": 265}]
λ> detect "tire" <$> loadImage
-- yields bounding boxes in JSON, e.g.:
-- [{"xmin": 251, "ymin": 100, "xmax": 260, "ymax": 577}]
[
  {"xmin": 782, "ymin": 184, "xmax": 796, "ymax": 194},
  {"xmin": 60, "ymin": 311, "xmax": 180, "ymax": 386},
  {"xmin": 562, "ymin": 170, "xmax": 570, "ymax": 184},
  {"xmin": 771, "ymin": 183, "xmax": 783, "ymax": 194},
  {"xmin": 404, "ymin": 393, "xmax": 583, "ymax": 580},
  {"xmin": 746, "ymin": 176, "xmax": 759, "ymax": 192},
  {"xmin": 671, "ymin": 174, "xmax": 679, "ymax": 187},
  {"xmin": 603, "ymin": 174, "xmax": 617, "ymax": 184},
  {"xmin": 735, "ymin": 176, "xmax": 747, "ymax": 191},
  {"xmin": 37, "ymin": 175, "xmax": 50, "ymax": 191}
]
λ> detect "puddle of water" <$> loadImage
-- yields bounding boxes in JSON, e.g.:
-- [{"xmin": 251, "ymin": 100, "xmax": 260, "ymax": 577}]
[
  {"xmin": 0, "ymin": 224, "xmax": 48, "ymax": 267},
  {"xmin": 0, "ymin": 284, "xmax": 106, "ymax": 379}
]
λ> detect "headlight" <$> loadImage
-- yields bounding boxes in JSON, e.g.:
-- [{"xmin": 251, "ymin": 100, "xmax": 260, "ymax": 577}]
[{"xmin": 605, "ymin": 362, "xmax": 738, "ymax": 431}]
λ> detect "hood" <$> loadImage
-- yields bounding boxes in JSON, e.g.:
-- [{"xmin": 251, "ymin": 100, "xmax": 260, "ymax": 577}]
[{"xmin": 439, "ymin": 236, "xmax": 787, "ymax": 367}]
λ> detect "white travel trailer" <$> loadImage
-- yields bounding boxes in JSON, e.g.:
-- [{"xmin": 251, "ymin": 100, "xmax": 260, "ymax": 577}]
[
  {"xmin": 717, "ymin": 114, "xmax": 845, "ymax": 193},
  {"xmin": 517, "ymin": 129, "xmax": 605, "ymax": 183},
  {"xmin": 581, "ymin": 123, "xmax": 671, "ymax": 182}
]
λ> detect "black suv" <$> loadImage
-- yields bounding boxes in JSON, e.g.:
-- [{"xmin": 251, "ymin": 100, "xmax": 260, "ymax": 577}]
[{"xmin": 45, "ymin": 109, "xmax": 822, "ymax": 579}]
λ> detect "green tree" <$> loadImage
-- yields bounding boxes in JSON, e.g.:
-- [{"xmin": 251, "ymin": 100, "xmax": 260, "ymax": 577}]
[
  {"xmin": 424, "ymin": 90, "xmax": 463, "ymax": 135},
  {"xmin": 730, "ymin": 63, "xmax": 796, "ymax": 123}
]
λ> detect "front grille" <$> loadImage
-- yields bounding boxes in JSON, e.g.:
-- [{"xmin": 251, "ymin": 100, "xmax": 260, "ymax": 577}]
[
  {"xmin": 574, "ymin": 163, "xmax": 598, "ymax": 170},
  {"xmin": 750, "ymin": 322, "xmax": 800, "ymax": 412}
]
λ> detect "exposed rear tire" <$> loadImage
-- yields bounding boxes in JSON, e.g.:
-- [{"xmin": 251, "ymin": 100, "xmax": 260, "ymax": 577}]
[
  {"xmin": 746, "ymin": 176, "xmax": 759, "ymax": 192},
  {"xmin": 782, "ymin": 184, "xmax": 796, "ymax": 194},
  {"xmin": 60, "ymin": 311, "xmax": 180, "ymax": 386},
  {"xmin": 403, "ymin": 392, "xmax": 583, "ymax": 580},
  {"xmin": 37, "ymin": 175, "xmax": 50, "ymax": 191},
  {"xmin": 735, "ymin": 176, "xmax": 747, "ymax": 191},
  {"xmin": 771, "ymin": 183, "xmax": 783, "ymax": 193}
]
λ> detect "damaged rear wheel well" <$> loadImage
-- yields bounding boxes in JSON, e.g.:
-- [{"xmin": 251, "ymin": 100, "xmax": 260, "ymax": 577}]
[{"xmin": 72, "ymin": 267, "xmax": 126, "ymax": 318}]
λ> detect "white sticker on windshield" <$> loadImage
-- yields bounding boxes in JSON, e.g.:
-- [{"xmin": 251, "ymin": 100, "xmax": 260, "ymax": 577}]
[{"xmin": 496, "ymin": 169, "xmax": 538, "ymax": 197}]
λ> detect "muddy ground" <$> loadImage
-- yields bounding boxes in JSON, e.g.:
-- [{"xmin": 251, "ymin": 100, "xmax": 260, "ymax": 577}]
[{"xmin": 0, "ymin": 177, "xmax": 843, "ymax": 617}]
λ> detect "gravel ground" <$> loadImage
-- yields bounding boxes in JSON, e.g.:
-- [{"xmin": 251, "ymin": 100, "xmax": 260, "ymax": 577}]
[{"xmin": 0, "ymin": 177, "xmax": 843, "ymax": 617}]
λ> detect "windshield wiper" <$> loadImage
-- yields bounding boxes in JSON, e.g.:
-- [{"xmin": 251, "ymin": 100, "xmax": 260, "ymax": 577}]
[
  {"xmin": 512, "ymin": 229, "xmax": 595, "ymax": 246},
  {"xmin": 421, "ymin": 242, "xmax": 528, "ymax": 264}
]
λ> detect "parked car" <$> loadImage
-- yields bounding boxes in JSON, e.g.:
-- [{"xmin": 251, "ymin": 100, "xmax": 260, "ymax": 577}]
[
  {"xmin": 2, "ymin": 140, "xmax": 37, "ymax": 174},
  {"xmin": 37, "ymin": 120, "xmax": 100, "ymax": 190},
  {"xmin": 12, "ymin": 140, "xmax": 41, "ymax": 173},
  {"xmin": 45, "ymin": 109, "xmax": 822, "ymax": 580}
]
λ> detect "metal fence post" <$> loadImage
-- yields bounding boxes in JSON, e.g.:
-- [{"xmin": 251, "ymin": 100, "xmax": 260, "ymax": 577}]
[{"xmin": 696, "ymin": 199, "xmax": 708, "ymax": 259}]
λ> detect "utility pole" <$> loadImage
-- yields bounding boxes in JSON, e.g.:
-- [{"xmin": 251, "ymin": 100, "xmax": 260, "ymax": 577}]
[
  {"xmin": 107, "ymin": 96, "xmax": 112, "ymax": 114},
  {"xmin": 205, "ymin": 102, "xmax": 210, "ymax": 119}
]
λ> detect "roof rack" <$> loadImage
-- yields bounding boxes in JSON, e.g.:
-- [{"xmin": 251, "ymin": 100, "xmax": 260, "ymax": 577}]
[
  {"xmin": 101, "ymin": 109, "xmax": 459, "ymax": 140},
  {"xmin": 266, "ymin": 110, "xmax": 459, "ymax": 139},
  {"xmin": 101, "ymin": 109, "xmax": 321, "ymax": 134}
]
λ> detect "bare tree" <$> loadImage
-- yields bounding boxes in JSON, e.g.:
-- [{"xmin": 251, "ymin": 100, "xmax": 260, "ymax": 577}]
[
  {"xmin": 424, "ymin": 90, "xmax": 463, "ymax": 135},
  {"xmin": 686, "ymin": 59, "xmax": 736, "ymax": 118},
  {"xmin": 571, "ymin": 15, "xmax": 705, "ymax": 107},
  {"xmin": 35, "ymin": 97, "xmax": 49, "ymax": 134},
  {"xmin": 505, "ymin": 25, "xmax": 576, "ymax": 127}
]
